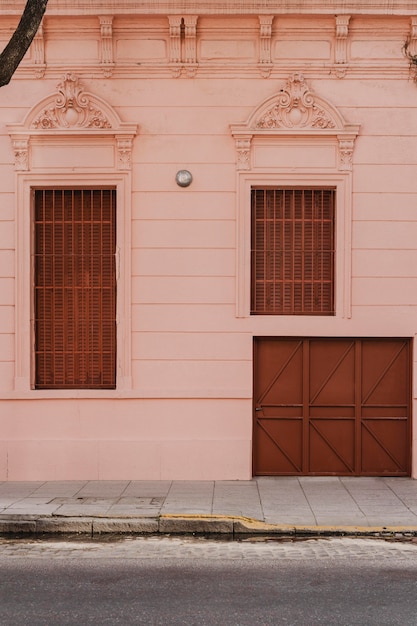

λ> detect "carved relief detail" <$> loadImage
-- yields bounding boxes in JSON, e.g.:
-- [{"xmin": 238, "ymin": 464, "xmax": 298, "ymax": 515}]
[
  {"xmin": 169, "ymin": 15, "xmax": 182, "ymax": 61},
  {"xmin": 258, "ymin": 15, "xmax": 274, "ymax": 78},
  {"xmin": 184, "ymin": 16, "xmax": 198, "ymax": 64},
  {"xmin": 255, "ymin": 74, "xmax": 336, "ymax": 130},
  {"xmin": 31, "ymin": 74, "xmax": 112, "ymax": 129},
  {"xmin": 116, "ymin": 136, "xmax": 133, "ymax": 170},
  {"xmin": 234, "ymin": 137, "xmax": 252, "ymax": 170},
  {"xmin": 12, "ymin": 138, "xmax": 29, "ymax": 171},
  {"xmin": 168, "ymin": 15, "xmax": 198, "ymax": 77},
  {"xmin": 32, "ymin": 19, "xmax": 46, "ymax": 78},
  {"xmin": 334, "ymin": 66, "xmax": 348, "ymax": 79},
  {"xmin": 407, "ymin": 16, "xmax": 417, "ymax": 58},
  {"xmin": 335, "ymin": 15, "xmax": 350, "ymax": 66},
  {"xmin": 8, "ymin": 74, "xmax": 137, "ymax": 172},
  {"xmin": 338, "ymin": 136, "xmax": 355, "ymax": 171},
  {"xmin": 230, "ymin": 74, "xmax": 360, "ymax": 174},
  {"xmin": 99, "ymin": 16, "xmax": 114, "ymax": 77}
]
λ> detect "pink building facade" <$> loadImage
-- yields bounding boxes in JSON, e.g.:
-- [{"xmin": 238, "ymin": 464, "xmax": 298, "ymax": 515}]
[{"xmin": 0, "ymin": 0, "xmax": 417, "ymax": 480}]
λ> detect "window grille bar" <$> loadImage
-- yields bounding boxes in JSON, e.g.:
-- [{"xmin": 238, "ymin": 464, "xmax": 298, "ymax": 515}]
[
  {"xmin": 34, "ymin": 189, "xmax": 117, "ymax": 389},
  {"xmin": 251, "ymin": 188, "xmax": 335, "ymax": 316}
]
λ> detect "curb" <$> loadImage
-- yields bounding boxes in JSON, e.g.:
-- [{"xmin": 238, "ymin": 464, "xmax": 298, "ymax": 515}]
[{"xmin": 1, "ymin": 514, "xmax": 417, "ymax": 538}]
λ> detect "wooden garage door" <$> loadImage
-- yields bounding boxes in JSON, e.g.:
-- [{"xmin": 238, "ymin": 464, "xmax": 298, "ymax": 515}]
[{"xmin": 253, "ymin": 338, "xmax": 411, "ymax": 476}]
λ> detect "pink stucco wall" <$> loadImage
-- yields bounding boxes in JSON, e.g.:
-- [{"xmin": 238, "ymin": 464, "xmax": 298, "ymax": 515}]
[{"xmin": 0, "ymin": 1, "xmax": 416, "ymax": 479}]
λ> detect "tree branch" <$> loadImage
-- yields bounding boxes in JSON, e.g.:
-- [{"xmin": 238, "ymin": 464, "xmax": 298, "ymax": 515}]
[{"xmin": 0, "ymin": 0, "xmax": 49, "ymax": 87}]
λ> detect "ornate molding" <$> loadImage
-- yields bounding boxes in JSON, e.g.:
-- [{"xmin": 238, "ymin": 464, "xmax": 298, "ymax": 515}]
[
  {"xmin": 7, "ymin": 73, "xmax": 137, "ymax": 172},
  {"xmin": 403, "ymin": 17, "xmax": 417, "ymax": 82},
  {"xmin": 11, "ymin": 137, "xmax": 29, "ymax": 171},
  {"xmin": 338, "ymin": 135, "xmax": 356, "ymax": 171},
  {"xmin": 258, "ymin": 15, "xmax": 274, "ymax": 78},
  {"xmin": 255, "ymin": 74, "xmax": 337, "ymax": 130},
  {"xmin": 31, "ymin": 74, "xmax": 113, "ymax": 130},
  {"xmin": 234, "ymin": 136, "xmax": 252, "ymax": 171},
  {"xmin": 117, "ymin": 136, "xmax": 134, "ymax": 170},
  {"xmin": 99, "ymin": 16, "xmax": 115, "ymax": 77},
  {"xmin": 32, "ymin": 19, "xmax": 46, "ymax": 78},
  {"xmin": 168, "ymin": 15, "xmax": 182, "ymax": 76},
  {"xmin": 407, "ymin": 16, "xmax": 417, "ymax": 57},
  {"xmin": 168, "ymin": 15, "xmax": 198, "ymax": 77},
  {"xmin": 230, "ymin": 74, "xmax": 360, "ymax": 172},
  {"xmin": 333, "ymin": 15, "xmax": 350, "ymax": 77},
  {"xmin": 184, "ymin": 16, "xmax": 198, "ymax": 77},
  {"xmin": 335, "ymin": 15, "xmax": 350, "ymax": 65},
  {"xmin": 184, "ymin": 16, "xmax": 198, "ymax": 61}
]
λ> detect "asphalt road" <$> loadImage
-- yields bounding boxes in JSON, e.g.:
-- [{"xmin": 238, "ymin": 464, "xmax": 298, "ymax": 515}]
[{"xmin": 1, "ymin": 536, "xmax": 417, "ymax": 625}]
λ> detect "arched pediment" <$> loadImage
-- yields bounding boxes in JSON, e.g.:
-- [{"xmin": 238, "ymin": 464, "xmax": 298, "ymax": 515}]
[
  {"xmin": 17, "ymin": 73, "xmax": 131, "ymax": 131},
  {"xmin": 247, "ymin": 73, "xmax": 347, "ymax": 131},
  {"xmin": 7, "ymin": 73, "xmax": 137, "ymax": 171},
  {"xmin": 230, "ymin": 73, "xmax": 360, "ymax": 171}
]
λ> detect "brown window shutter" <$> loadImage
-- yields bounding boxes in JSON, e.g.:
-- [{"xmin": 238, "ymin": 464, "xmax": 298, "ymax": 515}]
[
  {"xmin": 34, "ymin": 189, "xmax": 116, "ymax": 389},
  {"xmin": 251, "ymin": 188, "xmax": 335, "ymax": 315}
]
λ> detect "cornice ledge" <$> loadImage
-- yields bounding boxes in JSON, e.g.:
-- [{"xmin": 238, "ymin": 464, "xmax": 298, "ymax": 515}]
[{"xmin": 2, "ymin": 1, "xmax": 417, "ymax": 16}]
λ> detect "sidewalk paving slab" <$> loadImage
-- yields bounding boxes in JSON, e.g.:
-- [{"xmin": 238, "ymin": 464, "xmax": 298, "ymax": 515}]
[{"xmin": 0, "ymin": 477, "xmax": 417, "ymax": 537}]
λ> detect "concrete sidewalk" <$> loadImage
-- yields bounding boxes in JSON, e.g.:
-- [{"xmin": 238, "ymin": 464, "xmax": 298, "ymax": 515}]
[{"xmin": 1, "ymin": 476, "xmax": 417, "ymax": 537}]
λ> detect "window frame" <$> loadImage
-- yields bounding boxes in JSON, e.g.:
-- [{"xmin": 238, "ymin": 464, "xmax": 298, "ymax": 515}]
[
  {"xmin": 15, "ymin": 173, "xmax": 132, "ymax": 395},
  {"xmin": 236, "ymin": 172, "xmax": 352, "ymax": 319},
  {"xmin": 33, "ymin": 188, "xmax": 118, "ymax": 390},
  {"xmin": 250, "ymin": 186, "xmax": 336, "ymax": 316}
]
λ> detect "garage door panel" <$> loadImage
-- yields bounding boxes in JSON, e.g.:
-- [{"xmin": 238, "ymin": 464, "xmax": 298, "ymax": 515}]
[
  {"xmin": 361, "ymin": 340, "xmax": 409, "ymax": 406},
  {"xmin": 254, "ymin": 338, "xmax": 411, "ymax": 476},
  {"xmin": 361, "ymin": 419, "xmax": 409, "ymax": 474},
  {"xmin": 255, "ymin": 340, "xmax": 303, "ymax": 407},
  {"xmin": 255, "ymin": 418, "xmax": 303, "ymax": 474},
  {"xmin": 309, "ymin": 340, "xmax": 355, "ymax": 406},
  {"xmin": 309, "ymin": 419, "xmax": 355, "ymax": 474}
]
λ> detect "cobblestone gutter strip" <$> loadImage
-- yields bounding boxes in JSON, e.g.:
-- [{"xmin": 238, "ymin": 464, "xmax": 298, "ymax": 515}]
[{"xmin": 1, "ymin": 514, "xmax": 417, "ymax": 537}]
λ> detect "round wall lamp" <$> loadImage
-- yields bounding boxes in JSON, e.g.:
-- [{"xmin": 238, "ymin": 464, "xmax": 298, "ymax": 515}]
[{"xmin": 175, "ymin": 169, "xmax": 193, "ymax": 187}]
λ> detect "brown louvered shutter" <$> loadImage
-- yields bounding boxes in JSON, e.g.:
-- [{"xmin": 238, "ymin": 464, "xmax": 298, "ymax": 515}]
[
  {"xmin": 34, "ymin": 189, "xmax": 116, "ymax": 389},
  {"xmin": 251, "ymin": 188, "xmax": 335, "ymax": 315}
]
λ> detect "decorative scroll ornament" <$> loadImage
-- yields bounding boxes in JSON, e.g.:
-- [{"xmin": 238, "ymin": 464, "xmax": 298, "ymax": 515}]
[
  {"xmin": 32, "ymin": 20, "xmax": 46, "ymax": 79},
  {"xmin": 168, "ymin": 15, "xmax": 198, "ymax": 78},
  {"xmin": 258, "ymin": 15, "xmax": 274, "ymax": 78},
  {"xmin": 116, "ymin": 136, "xmax": 133, "ymax": 170},
  {"xmin": 99, "ymin": 16, "xmax": 115, "ymax": 77},
  {"xmin": 8, "ymin": 74, "xmax": 137, "ymax": 172},
  {"xmin": 230, "ymin": 74, "xmax": 360, "ymax": 172},
  {"xmin": 256, "ymin": 74, "xmax": 336, "ymax": 130},
  {"xmin": 12, "ymin": 137, "xmax": 29, "ymax": 171},
  {"xmin": 235, "ymin": 137, "xmax": 251, "ymax": 170},
  {"xmin": 31, "ymin": 74, "xmax": 112, "ymax": 130},
  {"xmin": 338, "ymin": 137, "xmax": 355, "ymax": 170}
]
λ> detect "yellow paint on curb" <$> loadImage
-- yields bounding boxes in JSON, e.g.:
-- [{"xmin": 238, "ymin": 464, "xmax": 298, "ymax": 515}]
[
  {"xmin": 159, "ymin": 514, "xmax": 417, "ymax": 535},
  {"xmin": 160, "ymin": 514, "xmax": 255, "ymax": 522}
]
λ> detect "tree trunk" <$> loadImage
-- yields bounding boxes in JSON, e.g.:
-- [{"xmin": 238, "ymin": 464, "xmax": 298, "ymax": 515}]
[{"xmin": 0, "ymin": 0, "xmax": 48, "ymax": 87}]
